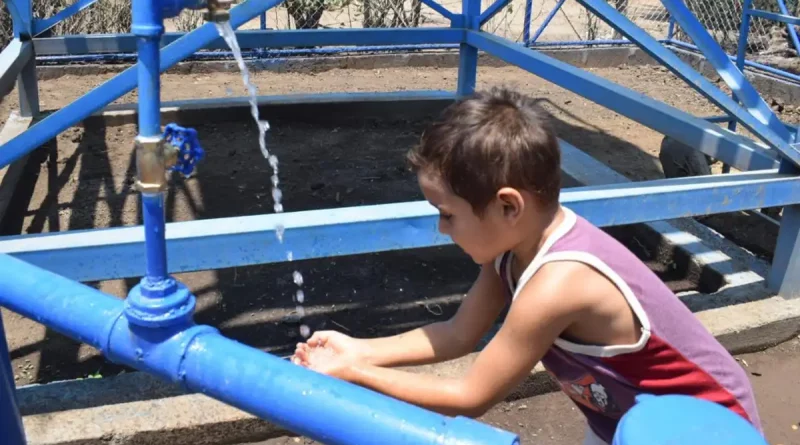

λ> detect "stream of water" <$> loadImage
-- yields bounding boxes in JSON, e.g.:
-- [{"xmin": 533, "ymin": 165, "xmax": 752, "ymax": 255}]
[{"xmin": 216, "ymin": 21, "xmax": 310, "ymax": 339}]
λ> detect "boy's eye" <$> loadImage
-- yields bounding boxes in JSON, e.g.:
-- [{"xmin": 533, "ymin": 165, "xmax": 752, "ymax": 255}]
[{"xmin": 439, "ymin": 213, "xmax": 453, "ymax": 221}]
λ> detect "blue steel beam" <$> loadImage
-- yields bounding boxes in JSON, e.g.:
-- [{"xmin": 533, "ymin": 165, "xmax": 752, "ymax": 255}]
[
  {"xmin": 0, "ymin": 39, "xmax": 32, "ymax": 98},
  {"xmin": 657, "ymin": 0, "xmax": 795, "ymax": 146},
  {"xmin": 574, "ymin": 0, "xmax": 799, "ymax": 166},
  {"xmin": 32, "ymin": 0, "xmax": 100, "ymax": 36},
  {"xmin": 33, "ymin": 28, "xmax": 462, "ymax": 56},
  {"xmin": 457, "ymin": 0, "xmax": 480, "ymax": 96},
  {"xmin": 0, "ymin": 254, "xmax": 519, "ymax": 445},
  {"xmin": 747, "ymin": 8, "xmax": 800, "ymax": 26},
  {"xmin": 466, "ymin": 31, "xmax": 778, "ymax": 172},
  {"xmin": 3, "ymin": 168, "xmax": 800, "ymax": 282},
  {"xmin": 0, "ymin": 0, "xmax": 287, "ymax": 170},
  {"xmin": 527, "ymin": 0, "xmax": 566, "ymax": 44}
]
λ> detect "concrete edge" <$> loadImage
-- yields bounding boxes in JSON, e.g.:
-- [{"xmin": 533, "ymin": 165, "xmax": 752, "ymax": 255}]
[
  {"xmin": 0, "ymin": 112, "xmax": 34, "ymax": 227},
  {"xmin": 19, "ymin": 289, "xmax": 799, "ymax": 445}
]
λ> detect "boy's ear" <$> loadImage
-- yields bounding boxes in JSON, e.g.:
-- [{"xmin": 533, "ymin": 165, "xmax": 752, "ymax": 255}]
[{"xmin": 496, "ymin": 187, "xmax": 524, "ymax": 222}]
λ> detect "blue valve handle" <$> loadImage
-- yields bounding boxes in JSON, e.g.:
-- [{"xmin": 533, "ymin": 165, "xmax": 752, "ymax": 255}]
[{"xmin": 164, "ymin": 123, "xmax": 205, "ymax": 177}]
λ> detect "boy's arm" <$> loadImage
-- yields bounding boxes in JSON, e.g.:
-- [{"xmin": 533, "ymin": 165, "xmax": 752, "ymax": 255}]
[
  {"xmin": 360, "ymin": 263, "xmax": 508, "ymax": 367},
  {"xmin": 339, "ymin": 262, "xmax": 583, "ymax": 417}
]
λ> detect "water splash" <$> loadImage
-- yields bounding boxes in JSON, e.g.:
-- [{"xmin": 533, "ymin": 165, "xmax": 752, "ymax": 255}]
[{"xmin": 216, "ymin": 22, "xmax": 310, "ymax": 339}]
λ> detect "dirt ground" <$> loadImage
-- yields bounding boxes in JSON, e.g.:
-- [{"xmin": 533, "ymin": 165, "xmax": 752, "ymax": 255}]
[
  {"xmin": 246, "ymin": 337, "xmax": 800, "ymax": 445},
  {"xmin": 0, "ymin": 62, "xmax": 797, "ymax": 388}
]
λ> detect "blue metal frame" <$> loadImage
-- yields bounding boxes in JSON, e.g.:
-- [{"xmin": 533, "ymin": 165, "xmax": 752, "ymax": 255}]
[
  {"xmin": 2, "ymin": 0, "xmax": 800, "ymax": 442},
  {"xmin": 3, "ymin": 165, "xmax": 799, "ymax": 283},
  {"xmin": 32, "ymin": 0, "xmax": 101, "ymax": 36}
]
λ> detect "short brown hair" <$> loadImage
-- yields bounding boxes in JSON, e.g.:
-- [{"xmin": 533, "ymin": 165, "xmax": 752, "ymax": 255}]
[{"xmin": 407, "ymin": 87, "xmax": 561, "ymax": 215}]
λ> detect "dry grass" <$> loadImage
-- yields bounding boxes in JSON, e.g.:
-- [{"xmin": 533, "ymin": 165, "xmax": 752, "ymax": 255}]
[{"xmin": 1, "ymin": 0, "xmax": 132, "ymax": 48}]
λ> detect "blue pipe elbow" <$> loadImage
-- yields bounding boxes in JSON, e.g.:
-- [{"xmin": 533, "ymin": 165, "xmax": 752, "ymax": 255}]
[{"xmin": 0, "ymin": 254, "xmax": 520, "ymax": 445}]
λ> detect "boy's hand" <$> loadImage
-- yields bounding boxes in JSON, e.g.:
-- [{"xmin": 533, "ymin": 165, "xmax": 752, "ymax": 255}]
[{"xmin": 294, "ymin": 330, "xmax": 373, "ymax": 365}]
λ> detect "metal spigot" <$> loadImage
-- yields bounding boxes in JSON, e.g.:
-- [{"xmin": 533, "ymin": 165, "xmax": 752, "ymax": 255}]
[
  {"xmin": 134, "ymin": 124, "xmax": 204, "ymax": 193},
  {"xmin": 204, "ymin": 0, "xmax": 235, "ymax": 22}
]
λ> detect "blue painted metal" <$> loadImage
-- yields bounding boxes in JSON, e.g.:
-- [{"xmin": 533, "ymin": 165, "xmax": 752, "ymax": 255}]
[
  {"xmin": 5, "ymin": 0, "xmax": 33, "ymax": 38},
  {"xmin": 658, "ymin": 0, "xmax": 795, "ymax": 147},
  {"xmin": 747, "ymin": 8, "xmax": 800, "ymax": 26},
  {"xmin": 668, "ymin": 39, "xmax": 800, "ymax": 84},
  {"xmin": 774, "ymin": 0, "xmax": 800, "ymax": 57},
  {"xmin": 165, "ymin": 123, "xmax": 205, "ymax": 177},
  {"xmin": 522, "ymin": 0, "xmax": 533, "ymax": 44},
  {"xmin": 5, "ymin": 167, "xmax": 800, "ymax": 282},
  {"xmin": 769, "ymin": 152, "xmax": 800, "ymax": 298},
  {"xmin": 32, "ymin": 28, "xmax": 462, "ymax": 56},
  {"xmin": 527, "ymin": 0, "xmax": 566, "ymax": 44},
  {"xmin": 575, "ymin": 0, "xmax": 798, "ymax": 165},
  {"xmin": 0, "ymin": 40, "xmax": 32, "ymax": 98},
  {"xmin": 260, "ymin": 12, "xmax": 267, "ymax": 29},
  {"xmin": 457, "ymin": 0, "xmax": 481, "ymax": 96},
  {"xmin": 666, "ymin": 16, "xmax": 676, "ymax": 40},
  {"xmin": 133, "ymin": 0, "xmax": 165, "ymax": 139},
  {"xmin": 132, "ymin": 0, "xmax": 171, "ymax": 294},
  {"xmin": 0, "ymin": 312, "xmax": 26, "ymax": 445},
  {"xmin": 0, "ymin": 0, "xmax": 288, "ymax": 170},
  {"xmin": 35, "ymin": 44, "xmax": 461, "ymax": 64},
  {"xmin": 466, "ymin": 31, "xmax": 778, "ymax": 172},
  {"xmin": 612, "ymin": 394, "xmax": 767, "ymax": 444},
  {"xmin": 32, "ymin": 0, "xmax": 101, "ymax": 36},
  {"xmin": 478, "ymin": 0, "xmax": 512, "ymax": 26},
  {"xmin": 419, "ymin": 0, "xmax": 456, "ymax": 21},
  {"xmin": 0, "ymin": 253, "xmax": 520, "ymax": 445}
]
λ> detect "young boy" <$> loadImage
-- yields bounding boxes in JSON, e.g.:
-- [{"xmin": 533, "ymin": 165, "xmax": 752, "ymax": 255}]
[{"xmin": 292, "ymin": 87, "xmax": 761, "ymax": 444}]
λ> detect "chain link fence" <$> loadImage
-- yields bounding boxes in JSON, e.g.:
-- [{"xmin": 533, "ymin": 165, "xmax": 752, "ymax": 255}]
[{"xmin": 2, "ymin": 1, "xmax": 798, "ymax": 76}]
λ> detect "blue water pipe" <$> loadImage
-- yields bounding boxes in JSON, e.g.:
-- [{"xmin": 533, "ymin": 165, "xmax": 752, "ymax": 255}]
[
  {"xmin": 613, "ymin": 394, "xmax": 767, "ymax": 444},
  {"xmin": 0, "ymin": 253, "xmax": 518, "ymax": 445}
]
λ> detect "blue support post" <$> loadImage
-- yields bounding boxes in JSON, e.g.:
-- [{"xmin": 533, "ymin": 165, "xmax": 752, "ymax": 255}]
[
  {"xmin": 576, "ymin": 0, "xmax": 798, "ymax": 165},
  {"xmin": 522, "ymin": 0, "xmax": 533, "ymax": 44},
  {"xmin": 133, "ymin": 0, "xmax": 169, "ymax": 285},
  {"xmin": 666, "ymin": 15, "xmax": 675, "ymax": 40},
  {"xmin": 0, "ymin": 312, "xmax": 26, "ymax": 445},
  {"xmin": 457, "ymin": 0, "xmax": 480, "ymax": 96},
  {"xmin": 0, "ymin": 254, "xmax": 520, "ymax": 445},
  {"xmin": 5, "ymin": 0, "xmax": 39, "ymax": 118},
  {"xmin": 769, "ymin": 114, "xmax": 800, "ymax": 299}
]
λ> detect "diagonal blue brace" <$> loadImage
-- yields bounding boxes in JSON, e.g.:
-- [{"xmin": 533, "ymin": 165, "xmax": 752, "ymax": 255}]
[
  {"xmin": 659, "ymin": 0, "xmax": 794, "ymax": 143},
  {"xmin": 419, "ymin": 0, "xmax": 456, "ymax": 21},
  {"xmin": 479, "ymin": 0, "xmax": 512, "ymax": 26},
  {"xmin": 32, "ymin": 0, "xmax": 100, "ymax": 36},
  {"xmin": 575, "ymin": 0, "xmax": 800, "ymax": 168}
]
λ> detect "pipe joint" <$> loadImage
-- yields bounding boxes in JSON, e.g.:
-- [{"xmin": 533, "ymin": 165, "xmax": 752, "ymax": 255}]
[
  {"xmin": 204, "ymin": 0, "xmax": 236, "ymax": 22},
  {"xmin": 124, "ymin": 277, "xmax": 195, "ymax": 329},
  {"xmin": 134, "ymin": 135, "xmax": 178, "ymax": 193}
]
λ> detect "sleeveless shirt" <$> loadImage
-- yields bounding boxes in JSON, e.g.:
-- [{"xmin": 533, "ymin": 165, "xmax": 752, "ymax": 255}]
[{"xmin": 493, "ymin": 207, "xmax": 761, "ymax": 443}]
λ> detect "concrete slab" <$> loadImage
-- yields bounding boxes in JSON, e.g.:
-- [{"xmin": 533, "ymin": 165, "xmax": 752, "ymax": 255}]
[{"xmin": 0, "ymin": 112, "xmax": 34, "ymax": 227}]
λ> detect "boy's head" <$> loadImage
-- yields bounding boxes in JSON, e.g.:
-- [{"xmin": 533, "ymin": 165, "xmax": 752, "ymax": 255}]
[{"xmin": 408, "ymin": 87, "xmax": 561, "ymax": 264}]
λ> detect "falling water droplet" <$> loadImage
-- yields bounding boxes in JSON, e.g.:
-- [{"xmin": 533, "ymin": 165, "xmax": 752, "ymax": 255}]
[
  {"xmin": 293, "ymin": 271, "xmax": 304, "ymax": 286},
  {"xmin": 296, "ymin": 289, "xmax": 305, "ymax": 303},
  {"xmin": 300, "ymin": 325, "xmax": 311, "ymax": 338}
]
